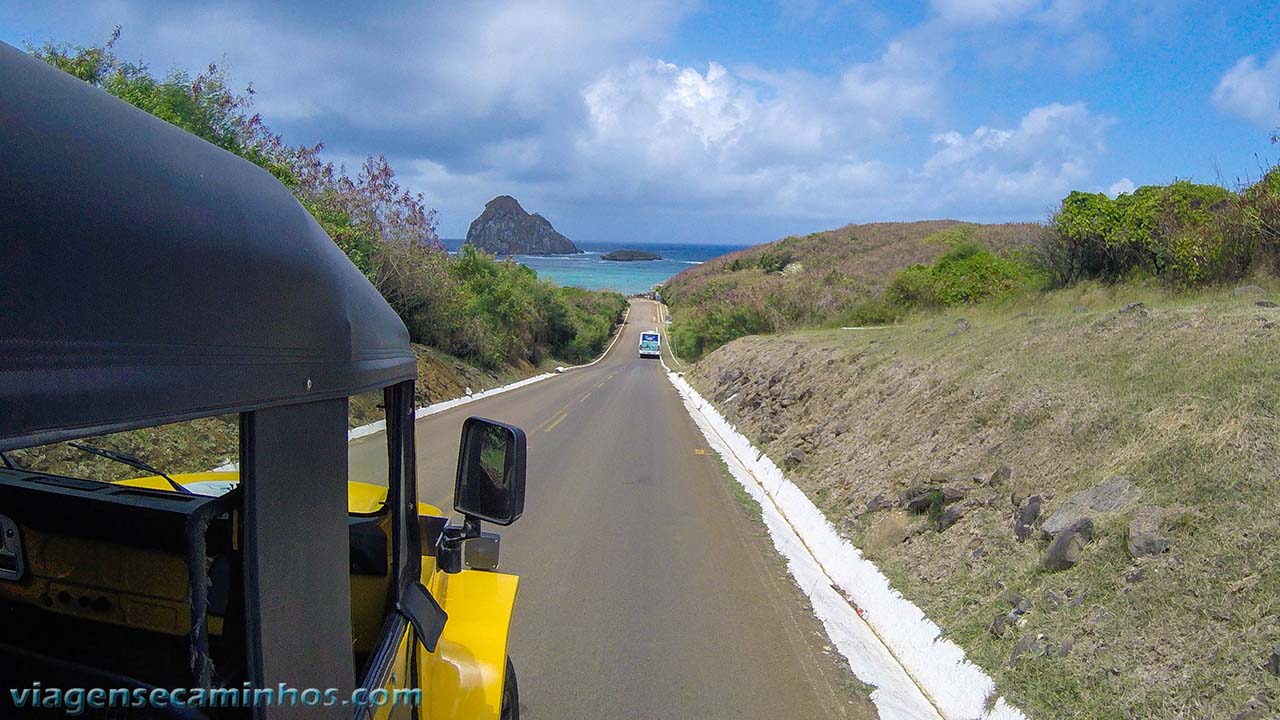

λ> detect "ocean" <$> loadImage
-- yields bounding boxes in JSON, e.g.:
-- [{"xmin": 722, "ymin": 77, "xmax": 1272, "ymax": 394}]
[{"xmin": 442, "ymin": 240, "xmax": 747, "ymax": 295}]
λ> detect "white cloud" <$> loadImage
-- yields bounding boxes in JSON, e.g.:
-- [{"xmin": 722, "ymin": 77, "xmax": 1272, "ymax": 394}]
[
  {"xmin": 19, "ymin": 0, "xmax": 693, "ymax": 150},
  {"xmin": 568, "ymin": 53, "xmax": 1110, "ymax": 224},
  {"xmin": 422, "ymin": 1, "xmax": 690, "ymax": 119},
  {"xmin": 571, "ymin": 49, "xmax": 948, "ymax": 214},
  {"xmin": 930, "ymin": 0, "xmax": 1042, "ymax": 26},
  {"xmin": 1106, "ymin": 177, "xmax": 1135, "ymax": 197},
  {"xmin": 839, "ymin": 40, "xmax": 942, "ymax": 125},
  {"xmin": 1212, "ymin": 49, "xmax": 1280, "ymax": 128},
  {"xmin": 920, "ymin": 102, "xmax": 1110, "ymax": 212},
  {"xmin": 2, "ymin": 0, "xmax": 1120, "ymax": 239},
  {"xmin": 658, "ymin": 62, "xmax": 750, "ymax": 147}
]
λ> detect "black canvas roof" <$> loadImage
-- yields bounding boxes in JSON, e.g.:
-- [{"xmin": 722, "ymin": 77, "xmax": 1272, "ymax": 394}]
[{"xmin": 0, "ymin": 42, "xmax": 417, "ymax": 451}]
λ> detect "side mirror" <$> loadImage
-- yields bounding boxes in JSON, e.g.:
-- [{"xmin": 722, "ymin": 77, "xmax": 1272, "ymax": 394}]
[{"xmin": 454, "ymin": 417, "xmax": 526, "ymax": 526}]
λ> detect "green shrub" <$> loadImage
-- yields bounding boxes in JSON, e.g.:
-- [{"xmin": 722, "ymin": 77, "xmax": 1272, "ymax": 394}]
[
  {"xmin": 671, "ymin": 305, "xmax": 773, "ymax": 360},
  {"xmin": 555, "ymin": 286, "xmax": 629, "ymax": 363},
  {"xmin": 931, "ymin": 245, "xmax": 1027, "ymax": 305},
  {"xmin": 1037, "ymin": 181, "xmax": 1240, "ymax": 287},
  {"xmin": 884, "ymin": 264, "xmax": 938, "ymax": 308},
  {"xmin": 380, "ymin": 244, "xmax": 623, "ymax": 369},
  {"xmin": 1036, "ymin": 191, "xmax": 1126, "ymax": 285},
  {"xmin": 831, "ymin": 300, "xmax": 899, "ymax": 327},
  {"xmin": 758, "ymin": 247, "xmax": 794, "ymax": 273},
  {"xmin": 923, "ymin": 223, "xmax": 977, "ymax": 248},
  {"xmin": 1233, "ymin": 168, "xmax": 1280, "ymax": 274},
  {"xmin": 886, "ymin": 243, "xmax": 1028, "ymax": 310}
]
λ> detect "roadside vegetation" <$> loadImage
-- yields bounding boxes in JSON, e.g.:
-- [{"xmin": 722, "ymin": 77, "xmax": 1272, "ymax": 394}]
[
  {"xmin": 29, "ymin": 29, "xmax": 626, "ymax": 372},
  {"xmin": 663, "ymin": 171, "xmax": 1280, "ymax": 361},
  {"xmin": 13, "ymin": 29, "xmax": 627, "ymax": 480},
  {"xmin": 661, "ymin": 221, "xmax": 1043, "ymax": 359}
]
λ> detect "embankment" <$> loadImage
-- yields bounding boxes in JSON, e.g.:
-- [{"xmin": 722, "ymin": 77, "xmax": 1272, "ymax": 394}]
[{"xmin": 684, "ymin": 284, "xmax": 1280, "ymax": 719}]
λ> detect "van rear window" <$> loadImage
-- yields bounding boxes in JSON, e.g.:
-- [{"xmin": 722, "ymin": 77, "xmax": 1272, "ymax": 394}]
[{"xmin": 641, "ymin": 333, "xmax": 659, "ymax": 341}]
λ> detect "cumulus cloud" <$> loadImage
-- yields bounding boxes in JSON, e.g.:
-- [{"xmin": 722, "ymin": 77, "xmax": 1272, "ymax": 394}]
[
  {"xmin": 1, "ymin": 0, "xmax": 1118, "ymax": 239},
  {"xmin": 5, "ymin": 0, "xmax": 693, "ymax": 166},
  {"xmin": 1212, "ymin": 49, "xmax": 1280, "ymax": 128},
  {"xmin": 571, "ymin": 46, "xmax": 948, "ymax": 213},
  {"xmin": 569, "ymin": 52, "xmax": 1108, "ymax": 223},
  {"xmin": 839, "ymin": 40, "xmax": 942, "ymax": 125},
  {"xmin": 351, "ymin": 54, "xmax": 1108, "ymax": 232},
  {"xmin": 917, "ymin": 102, "xmax": 1110, "ymax": 213}
]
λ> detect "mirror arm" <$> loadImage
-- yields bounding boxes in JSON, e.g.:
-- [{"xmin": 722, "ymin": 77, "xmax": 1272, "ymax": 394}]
[{"xmin": 435, "ymin": 515, "xmax": 482, "ymax": 574}]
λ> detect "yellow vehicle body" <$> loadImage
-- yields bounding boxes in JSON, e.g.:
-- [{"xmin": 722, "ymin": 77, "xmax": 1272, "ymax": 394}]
[{"xmin": 106, "ymin": 472, "xmax": 520, "ymax": 719}]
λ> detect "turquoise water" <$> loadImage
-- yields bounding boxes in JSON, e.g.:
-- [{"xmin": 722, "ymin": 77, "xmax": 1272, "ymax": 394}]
[{"xmin": 443, "ymin": 240, "xmax": 746, "ymax": 295}]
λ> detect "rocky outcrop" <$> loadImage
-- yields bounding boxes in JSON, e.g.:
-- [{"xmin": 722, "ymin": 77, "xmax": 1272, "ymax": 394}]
[
  {"xmin": 1013, "ymin": 495, "xmax": 1042, "ymax": 542},
  {"xmin": 1041, "ymin": 476, "xmax": 1141, "ymax": 539},
  {"xmin": 465, "ymin": 195, "xmax": 581, "ymax": 255},
  {"xmin": 782, "ymin": 447, "xmax": 806, "ymax": 468},
  {"xmin": 1127, "ymin": 506, "xmax": 1170, "ymax": 557},
  {"xmin": 1044, "ymin": 518, "xmax": 1094, "ymax": 572},
  {"xmin": 602, "ymin": 249, "xmax": 663, "ymax": 261}
]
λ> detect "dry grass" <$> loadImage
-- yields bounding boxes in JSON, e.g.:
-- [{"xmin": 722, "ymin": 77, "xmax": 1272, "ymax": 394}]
[
  {"xmin": 688, "ymin": 281, "xmax": 1280, "ymax": 719},
  {"xmin": 669, "ymin": 220, "xmax": 1041, "ymax": 297},
  {"xmin": 660, "ymin": 220, "xmax": 1045, "ymax": 360}
]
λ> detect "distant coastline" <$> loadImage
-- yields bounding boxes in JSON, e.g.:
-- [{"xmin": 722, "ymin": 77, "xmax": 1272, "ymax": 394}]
[{"xmin": 440, "ymin": 239, "xmax": 745, "ymax": 294}]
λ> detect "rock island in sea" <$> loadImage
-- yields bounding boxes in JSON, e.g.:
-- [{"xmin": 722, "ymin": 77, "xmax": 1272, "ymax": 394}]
[{"xmin": 465, "ymin": 195, "xmax": 582, "ymax": 255}]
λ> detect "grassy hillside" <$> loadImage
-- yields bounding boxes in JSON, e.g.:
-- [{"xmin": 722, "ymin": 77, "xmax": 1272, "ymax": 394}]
[
  {"xmin": 664, "ymin": 171, "xmax": 1280, "ymax": 364},
  {"xmin": 660, "ymin": 220, "xmax": 1044, "ymax": 359},
  {"xmin": 687, "ymin": 283, "xmax": 1280, "ymax": 719}
]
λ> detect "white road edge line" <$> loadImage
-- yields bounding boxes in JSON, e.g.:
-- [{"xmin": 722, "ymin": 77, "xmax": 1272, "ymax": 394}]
[
  {"xmin": 659, "ymin": 337, "xmax": 1026, "ymax": 720},
  {"xmin": 212, "ymin": 303, "xmax": 635, "ymax": 472},
  {"xmin": 403, "ymin": 301, "xmax": 633, "ymax": 427}
]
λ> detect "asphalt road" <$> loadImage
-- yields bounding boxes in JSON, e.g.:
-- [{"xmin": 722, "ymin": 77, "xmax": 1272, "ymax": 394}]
[{"xmin": 351, "ymin": 300, "xmax": 872, "ymax": 719}]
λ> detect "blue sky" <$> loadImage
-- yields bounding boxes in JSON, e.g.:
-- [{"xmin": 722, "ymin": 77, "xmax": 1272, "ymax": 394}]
[{"xmin": 3, "ymin": 1, "xmax": 1278, "ymax": 245}]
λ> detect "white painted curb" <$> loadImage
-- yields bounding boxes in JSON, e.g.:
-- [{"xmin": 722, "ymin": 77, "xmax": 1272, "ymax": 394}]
[
  {"xmin": 662, "ymin": 364, "xmax": 1026, "ymax": 720},
  {"xmin": 213, "ymin": 304, "xmax": 635, "ymax": 472},
  {"xmin": 393, "ymin": 301, "xmax": 631, "ymax": 425},
  {"xmin": 213, "ymin": 374, "xmax": 563, "ymax": 473}
]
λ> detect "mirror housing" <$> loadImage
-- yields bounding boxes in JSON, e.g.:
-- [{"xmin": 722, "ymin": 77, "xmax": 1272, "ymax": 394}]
[{"xmin": 454, "ymin": 417, "xmax": 526, "ymax": 526}]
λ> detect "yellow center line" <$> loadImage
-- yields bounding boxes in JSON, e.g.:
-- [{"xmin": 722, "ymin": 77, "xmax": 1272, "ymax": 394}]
[
  {"xmin": 535, "ymin": 404, "xmax": 572, "ymax": 431},
  {"xmin": 579, "ymin": 391, "xmax": 592, "ymax": 402},
  {"xmin": 542, "ymin": 412, "xmax": 569, "ymax": 434}
]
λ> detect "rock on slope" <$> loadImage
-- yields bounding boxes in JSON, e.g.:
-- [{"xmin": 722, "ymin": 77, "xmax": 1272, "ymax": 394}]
[{"xmin": 465, "ymin": 195, "xmax": 581, "ymax": 255}]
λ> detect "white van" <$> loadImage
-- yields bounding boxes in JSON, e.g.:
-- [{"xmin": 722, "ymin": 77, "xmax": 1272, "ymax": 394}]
[{"xmin": 638, "ymin": 331, "xmax": 661, "ymax": 359}]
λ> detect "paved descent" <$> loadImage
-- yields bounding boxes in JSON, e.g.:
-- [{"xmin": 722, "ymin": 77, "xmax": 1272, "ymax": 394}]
[{"xmin": 350, "ymin": 300, "xmax": 873, "ymax": 719}]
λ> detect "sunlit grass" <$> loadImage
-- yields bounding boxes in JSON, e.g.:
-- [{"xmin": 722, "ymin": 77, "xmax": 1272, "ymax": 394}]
[{"xmin": 688, "ymin": 282, "xmax": 1280, "ymax": 719}]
